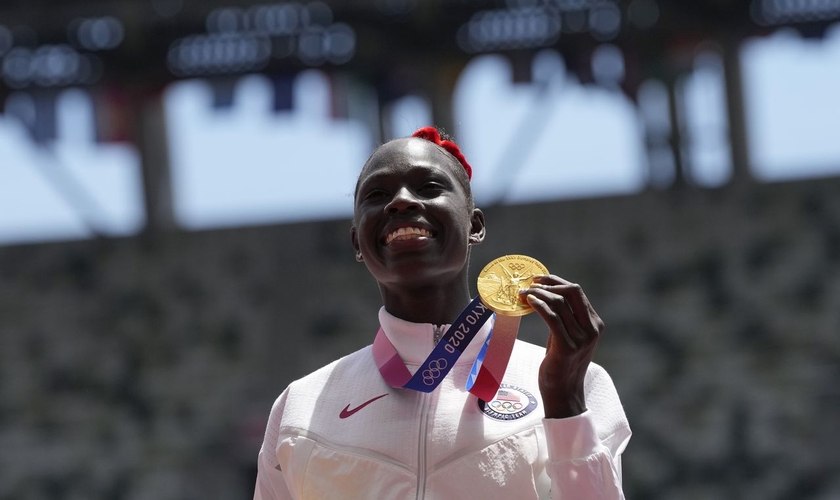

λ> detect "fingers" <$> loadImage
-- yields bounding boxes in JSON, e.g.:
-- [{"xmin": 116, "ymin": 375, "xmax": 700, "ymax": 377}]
[
  {"xmin": 523, "ymin": 289, "xmax": 587, "ymax": 350},
  {"xmin": 531, "ymin": 275, "xmax": 590, "ymax": 310},
  {"xmin": 529, "ymin": 275, "xmax": 604, "ymax": 334}
]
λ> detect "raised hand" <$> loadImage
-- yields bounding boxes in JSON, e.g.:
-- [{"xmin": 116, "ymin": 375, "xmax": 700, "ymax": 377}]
[{"xmin": 519, "ymin": 275, "xmax": 605, "ymax": 419}]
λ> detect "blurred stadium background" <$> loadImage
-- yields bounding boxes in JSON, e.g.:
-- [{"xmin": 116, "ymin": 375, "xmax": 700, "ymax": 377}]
[{"xmin": 1, "ymin": 0, "xmax": 839, "ymax": 498}]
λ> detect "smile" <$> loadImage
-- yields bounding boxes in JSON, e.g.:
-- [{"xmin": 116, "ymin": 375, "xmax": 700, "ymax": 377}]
[{"xmin": 385, "ymin": 227, "xmax": 433, "ymax": 245}]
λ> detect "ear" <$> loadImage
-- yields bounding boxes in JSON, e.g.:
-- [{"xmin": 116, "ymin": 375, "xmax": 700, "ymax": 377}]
[
  {"xmin": 469, "ymin": 208, "xmax": 486, "ymax": 245},
  {"xmin": 350, "ymin": 225, "xmax": 363, "ymax": 261}
]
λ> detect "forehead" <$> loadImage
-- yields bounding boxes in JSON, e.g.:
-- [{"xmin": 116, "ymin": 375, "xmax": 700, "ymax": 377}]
[{"xmin": 358, "ymin": 138, "xmax": 464, "ymax": 185}]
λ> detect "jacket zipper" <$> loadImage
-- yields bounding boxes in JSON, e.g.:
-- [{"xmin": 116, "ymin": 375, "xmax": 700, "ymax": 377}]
[
  {"xmin": 432, "ymin": 324, "xmax": 445, "ymax": 345},
  {"xmin": 418, "ymin": 325, "xmax": 443, "ymax": 498},
  {"xmin": 416, "ymin": 391, "xmax": 430, "ymax": 500}
]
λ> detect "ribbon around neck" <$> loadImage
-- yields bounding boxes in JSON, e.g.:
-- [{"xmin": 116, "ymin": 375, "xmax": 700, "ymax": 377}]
[{"xmin": 373, "ymin": 296, "xmax": 521, "ymax": 402}]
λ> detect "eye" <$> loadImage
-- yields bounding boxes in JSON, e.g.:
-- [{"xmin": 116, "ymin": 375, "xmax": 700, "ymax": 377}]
[
  {"xmin": 362, "ymin": 189, "xmax": 388, "ymax": 202},
  {"xmin": 419, "ymin": 182, "xmax": 445, "ymax": 193}
]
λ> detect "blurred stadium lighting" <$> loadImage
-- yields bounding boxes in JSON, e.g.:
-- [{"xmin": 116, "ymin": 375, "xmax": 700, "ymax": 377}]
[
  {"xmin": 249, "ymin": 4, "xmax": 301, "ymax": 35},
  {"xmin": 751, "ymin": 0, "xmax": 840, "ymax": 25},
  {"xmin": 69, "ymin": 16, "xmax": 125, "ymax": 51},
  {"xmin": 167, "ymin": 34, "xmax": 272, "ymax": 76},
  {"xmin": 591, "ymin": 43, "xmax": 625, "ymax": 85},
  {"xmin": 207, "ymin": 2, "xmax": 334, "ymax": 35},
  {"xmin": 457, "ymin": 7, "xmax": 562, "ymax": 53},
  {"xmin": 543, "ymin": 0, "xmax": 598, "ymax": 9},
  {"xmin": 168, "ymin": 1, "xmax": 353, "ymax": 75},
  {"xmin": 2, "ymin": 45, "xmax": 100, "ymax": 89},
  {"xmin": 207, "ymin": 7, "xmax": 247, "ymax": 34},
  {"xmin": 457, "ymin": 0, "xmax": 626, "ymax": 54},
  {"xmin": 297, "ymin": 23, "xmax": 356, "ymax": 65},
  {"xmin": 588, "ymin": 2, "xmax": 622, "ymax": 41}
]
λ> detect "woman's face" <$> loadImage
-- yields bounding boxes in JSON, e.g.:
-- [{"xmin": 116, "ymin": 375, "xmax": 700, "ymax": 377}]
[{"xmin": 351, "ymin": 137, "xmax": 485, "ymax": 289}]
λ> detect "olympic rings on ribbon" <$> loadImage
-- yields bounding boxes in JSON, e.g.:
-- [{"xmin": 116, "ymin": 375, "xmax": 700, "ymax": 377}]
[{"xmin": 422, "ymin": 358, "xmax": 448, "ymax": 386}]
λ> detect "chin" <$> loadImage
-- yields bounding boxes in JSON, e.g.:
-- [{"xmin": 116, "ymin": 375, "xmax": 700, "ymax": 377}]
[{"xmin": 381, "ymin": 259, "xmax": 466, "ymax": 286}]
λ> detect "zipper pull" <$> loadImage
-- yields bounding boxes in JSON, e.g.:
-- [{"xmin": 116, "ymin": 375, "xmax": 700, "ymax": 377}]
[{"xmin": 432, "ymin": 325, "xmax": 444, "ymax": 345}]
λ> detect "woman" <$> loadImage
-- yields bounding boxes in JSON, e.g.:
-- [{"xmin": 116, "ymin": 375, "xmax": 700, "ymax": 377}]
[{"xmin": 253, "ymin": 127, "xmax": 631, "ymax": 499}]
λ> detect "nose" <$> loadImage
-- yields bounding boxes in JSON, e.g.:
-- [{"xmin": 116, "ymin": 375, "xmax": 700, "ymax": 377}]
[{"xmin": 384, "ymin": 186, "xmax": 421, "ymax": 213}]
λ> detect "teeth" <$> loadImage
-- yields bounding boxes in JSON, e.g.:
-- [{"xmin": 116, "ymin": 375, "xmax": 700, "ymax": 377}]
[{"xmin": 385, "ymin": 227, "xmax": 432, "ymax": 244}]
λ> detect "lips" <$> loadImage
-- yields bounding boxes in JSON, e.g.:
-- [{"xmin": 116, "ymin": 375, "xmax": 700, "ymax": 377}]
[{"xmin": 384, "ymin": 226, "xmax": 433, "ymax": 245}]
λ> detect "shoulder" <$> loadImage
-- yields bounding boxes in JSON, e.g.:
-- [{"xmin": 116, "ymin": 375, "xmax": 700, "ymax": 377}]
[
  {"xmin": 260, "ymin": 345, "xmax": 374, "ymax": 446},
  {"xmin": 581, "ymin": 362, "xmax": 630, "ymax": 443},
  {"xmin": 263, "ymin": 346, "xmax": 373, "ymax": 417},
  {"xmin": 287, "ymin": 345, "xmax": 375, "ymax": 392},
  {"xmin": 583, "ymin": 361, "xmax": 615, "ymax": 391},
  {"xmin": 261, "ymin": 343, "xmax": 398, "ymax": 451},
  {"xmin": 263, "ymin": 345, "xmax": 380, "ymax": 428}
]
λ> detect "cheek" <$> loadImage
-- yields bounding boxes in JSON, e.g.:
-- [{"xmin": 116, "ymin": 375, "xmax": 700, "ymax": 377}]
[
  {"xmin": 453, "ymin": 211, "xmax": 475, "ymax": 236},
  {"xmin": 356, "ymin": 219, "xmax": 381, "ymax": 252}
]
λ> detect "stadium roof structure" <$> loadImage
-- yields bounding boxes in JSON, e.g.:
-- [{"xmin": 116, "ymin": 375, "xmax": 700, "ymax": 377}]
[
  {"xmin": 1, "ymin": 0, "xmax": 839, "ymax": 233},
  {"xmin": 1, "ymin": 0, "xmax": 837, "ymax": 92}
]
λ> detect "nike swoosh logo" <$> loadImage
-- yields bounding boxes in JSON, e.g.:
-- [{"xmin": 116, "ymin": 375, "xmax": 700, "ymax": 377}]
[{"xmin": 339, "ymin": 393, "xmax": 389, "ymax": 419}]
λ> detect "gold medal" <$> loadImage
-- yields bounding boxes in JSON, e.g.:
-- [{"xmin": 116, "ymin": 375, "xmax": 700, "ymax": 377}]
[{"xmin": 477, "ymin": 255, "xmax": 549, "ymax": 316}]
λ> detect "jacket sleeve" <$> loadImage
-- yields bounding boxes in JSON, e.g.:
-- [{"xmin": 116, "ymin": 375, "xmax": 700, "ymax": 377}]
[
  {"xmin": 544, "ymin": 363, "xmax": 632, "ymax": 499},
  {"xmin": 543, "ymin": 412, "xmax": 629, "ymax": 499},
  {"xmin": 254, "ymin": 446, "xmax": 294, "ymax": 500},
  {"xmin": 253, "ymin": 391, "xmax": 295, "ymax": 500}
]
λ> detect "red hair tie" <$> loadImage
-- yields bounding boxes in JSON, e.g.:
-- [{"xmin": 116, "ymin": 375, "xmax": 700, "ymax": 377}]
[{"xmin": 411, "ymin": 126, "xmax": 472, "ymax": 180}]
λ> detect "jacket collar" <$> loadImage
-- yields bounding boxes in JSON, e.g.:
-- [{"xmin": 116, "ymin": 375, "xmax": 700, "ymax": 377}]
[{"xmin": 377, "ymin": 306, "xmax": 494, "ymax": 365}]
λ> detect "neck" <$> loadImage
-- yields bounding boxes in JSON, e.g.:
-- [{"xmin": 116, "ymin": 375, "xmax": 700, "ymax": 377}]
[{"xmin": 379, "ymin": 277, "xmax": 472, "ymax": 325}]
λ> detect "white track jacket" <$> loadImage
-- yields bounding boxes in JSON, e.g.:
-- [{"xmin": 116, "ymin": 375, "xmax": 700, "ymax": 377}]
[{"xmin": 254, "ymin": 308, "xmax": 631, "ymax": 499}]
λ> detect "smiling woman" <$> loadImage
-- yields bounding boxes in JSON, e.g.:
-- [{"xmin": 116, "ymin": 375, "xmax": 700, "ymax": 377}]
[
  {"xmin": 253, "ymin": 127, "xmax": 631, "ymax": 500},
  {"xmin": 350, "ymin": 130, "xmax": 482, "ymax": 325}
]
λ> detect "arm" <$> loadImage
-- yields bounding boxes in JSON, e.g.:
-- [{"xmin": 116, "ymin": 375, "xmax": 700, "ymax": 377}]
[
  {"xmin": 543, "ymin": 410, "xmax": 629, "ymax": 499},
  {"xmin": 520, "ymin": 276, "xmax": 630, "ymax": 498},
  {"xmin": 542, "ymin": 364, "xmax": 631, "ymax": 499},
  {"xmin": 254, "ymin": 446, "xmax": 294, "ymax": 500},
  {"xmin": 253, "ymin": 392, "xmax": 295, "ymax": 500}
]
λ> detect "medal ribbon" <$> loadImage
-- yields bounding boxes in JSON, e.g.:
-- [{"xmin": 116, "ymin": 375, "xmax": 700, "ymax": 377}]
[{"xmin": 373, "ymin": 296, "xmax": 521, "ymax": 401}]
